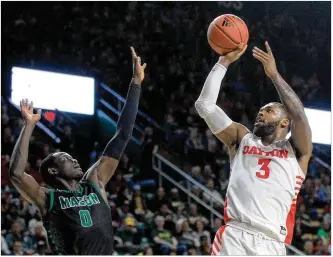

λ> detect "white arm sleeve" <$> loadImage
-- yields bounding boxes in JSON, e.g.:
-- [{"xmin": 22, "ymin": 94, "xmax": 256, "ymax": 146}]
[{"xmin": 195, "ymin": 63, "xmax": 233, "ymax": 134}]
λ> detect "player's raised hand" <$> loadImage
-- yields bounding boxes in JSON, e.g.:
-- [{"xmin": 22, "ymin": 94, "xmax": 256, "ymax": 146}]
[
  {"xmin": 20, "ymin": 99, "xmax": 42, "ymax": 124},
  {"xmin": 130, "ymin": 47, "xmax": 147, "ymax": 85},
  {"xmin": 219, "ymin": 44, "xmax": 247, "ymax": 67},
  {"xmin": 252, "ymin": 41, "xmax": 279, "ymax": 79}
]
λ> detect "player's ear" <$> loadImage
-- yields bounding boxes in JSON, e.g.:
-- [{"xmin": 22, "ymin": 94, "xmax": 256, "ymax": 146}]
[
  {"xmin": 280, "ymin": 118, "xmax": 289, "ymax": 129},
  {"xmin": 47, "ymin": 168, "xmax": 58, "ymax": 176}
]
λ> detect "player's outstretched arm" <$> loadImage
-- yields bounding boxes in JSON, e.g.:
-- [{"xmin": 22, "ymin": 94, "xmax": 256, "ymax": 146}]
[
  {"xmin": 195, "ymin": 45, "xmax": 249, "ymax": 159},
  {"xmin": 253, "ymin": 42, "xmax": 312, "ymax": 173},
  {"xmin": 86, "ymin": 47, "xmax": 146, "ymax": 186},
  {"xmin": 9, "ymin": 99, "xmax": 47, "ymax": 211}
]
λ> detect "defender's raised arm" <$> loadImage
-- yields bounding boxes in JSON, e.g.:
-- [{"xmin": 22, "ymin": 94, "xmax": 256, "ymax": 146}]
[
  {"xmin": 9, "ymin": 100, "xmax": 47, "ymax": 211},
  {"xmin": 85, "ymin": 47, "xmax": 146, "ymax": 186}
]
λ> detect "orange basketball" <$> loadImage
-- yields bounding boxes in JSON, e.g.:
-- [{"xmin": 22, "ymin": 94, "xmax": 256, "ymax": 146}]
[{"xmin": 207, "ymin": 14, "xmax": 249, "ymax": 55}]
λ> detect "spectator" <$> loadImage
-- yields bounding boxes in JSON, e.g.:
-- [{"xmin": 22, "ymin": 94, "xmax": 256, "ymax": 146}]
[
  {"xmin": 30, "ymin": 222, "xmax": 47, "ymax": 250},
  {"xmin": 178, "ymin": 219, "xmax": 196, "ymax": 247},
  {"xmin": 202, "ymin": 179, "xmax": 224, "ymax": 208},
  {"xmin": 321, "ymin": 173, "xmax": 330, "ymax": 199},
  {"xmin": 188, "ymin": 203, "xmax": 209, "ymax": 228},
  {"xmin": 117, "ymin": 214, "xmax": 141, "ymax": 247},
  {"xmin": 155, "ymin": 204, "xmax": 174, "ymax": 231},
  {"xmin": 172, "ymin": 204, "xmax": 186, "ymax": 223},
  {"xmin": 199, "ymin": 235, "xmax": 212, "ymax": 255},
  {"xmin": 130, "ymin": 185, "xmax": 146, "ymax": 215},
  {"xmin": 297, "ymin": 203, "xmax": 311, "ymax": 226},
  {"xmin": 317, "ymin": 219, "xmax": 331, "ymax": 242},
  {"xmin": 5, "ymin": 222, "xmax": 32, "ymax": 251},
  {"xmin": 191, "ymin": 186, "xmax": 202, "ymax": 200},
  {"xmin": 314, "ymin": 178, "xmax": 329, "ymax": 204},
  {"xmin": 193, "ymin": 220, "xmax": 211, "ymax": 248},
  {"xmin": 11, "ymin": 240, "xmax": 25, "ymax": 255},
  {"xmin": 190, "ymin": 166, "xmax": 205, "ymax": 185},
  {"xmin": 168, "ymin": 188, "xmax": 182, "ymax": 212},
  {"xmin": 151, "ymin": 215, "xmax": 178, "ymax": 255},
  {"xmin": 303, "ymin": 240, "xmax": 314, "ymax": 255},
  {"xmin": 151, "ymin": 187, "xmax": 168, "ymax": 212},
  {"xmin": 202, "ymin": 164, "xmax": 216, "ymax": 181}
]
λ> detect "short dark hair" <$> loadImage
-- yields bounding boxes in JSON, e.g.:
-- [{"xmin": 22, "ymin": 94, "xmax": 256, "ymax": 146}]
[
  {"xmin": 271, "ymin": 102, "xmax": 291, "ymax": 132},
  {"xmin": 39, "ymin": 154, "xmax": 56, "ymax": 186}
]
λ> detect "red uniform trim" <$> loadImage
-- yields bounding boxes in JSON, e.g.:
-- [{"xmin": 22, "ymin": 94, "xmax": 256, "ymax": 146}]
[
  {"xmin": 284, "ymin": 202, "xmax": 297, "ymax": 244},
  {"xmin": 296, "ymin": 176, "xmax": 304, "ymax": 181},
  {"xmin": 223, "ymin": 196, "xmax": 230, "ymax": 223},
  {"xmin": 212, "ymin": 226, "xmax": 227, "ymax": 255}
]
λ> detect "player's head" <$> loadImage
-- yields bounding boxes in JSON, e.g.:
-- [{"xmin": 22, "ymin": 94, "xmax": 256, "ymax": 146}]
[
  {"xmin": 253, "ymin": 102, "xmax": 291, "ymax": 138},
  {"xmin": 39, "ymin": 152, "xmax": 83, "ymax": 188}
]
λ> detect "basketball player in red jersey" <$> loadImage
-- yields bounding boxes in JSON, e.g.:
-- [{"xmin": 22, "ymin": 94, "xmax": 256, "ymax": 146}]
[{"xmin": 195, "ymin": 42, "xmax": 312, "ymax": 255}]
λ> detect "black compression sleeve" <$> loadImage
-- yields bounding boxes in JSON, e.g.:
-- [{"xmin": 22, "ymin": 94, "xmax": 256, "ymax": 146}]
[{"xmin": 102, "ymin": 82, "xmax": 141, "ymax": 160}]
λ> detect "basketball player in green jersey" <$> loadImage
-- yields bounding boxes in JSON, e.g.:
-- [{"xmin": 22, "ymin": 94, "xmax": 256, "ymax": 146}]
[{"xmin": 8, "ymin": 47, "xmax": 146, "ymax": 255}]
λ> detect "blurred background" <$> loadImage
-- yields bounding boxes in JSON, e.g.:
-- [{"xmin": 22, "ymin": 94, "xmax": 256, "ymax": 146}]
[{"xmin": 1, "ymin": 1, "xmax": 331, "ymax": 255}]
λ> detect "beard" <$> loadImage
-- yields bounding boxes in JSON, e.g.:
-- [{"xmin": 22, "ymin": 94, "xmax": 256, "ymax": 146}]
[{"xmin": 253, "ymin": 121, "xmax": 280, "ymax": 137}]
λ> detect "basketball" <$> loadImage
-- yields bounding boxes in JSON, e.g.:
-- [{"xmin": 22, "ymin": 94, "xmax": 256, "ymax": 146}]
[{"xmin": 207, "ymin": 14, "xmax": 249, "ymax": 55}]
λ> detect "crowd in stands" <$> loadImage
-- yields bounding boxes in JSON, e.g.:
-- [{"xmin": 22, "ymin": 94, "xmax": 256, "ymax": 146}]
[
  {"xmin": 2, "ymin": 1, "xmax": 331, "ymax": 255},
  {"xmin": 2, "ymin": 2, "xmax": 330, "ymax": 112}
]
